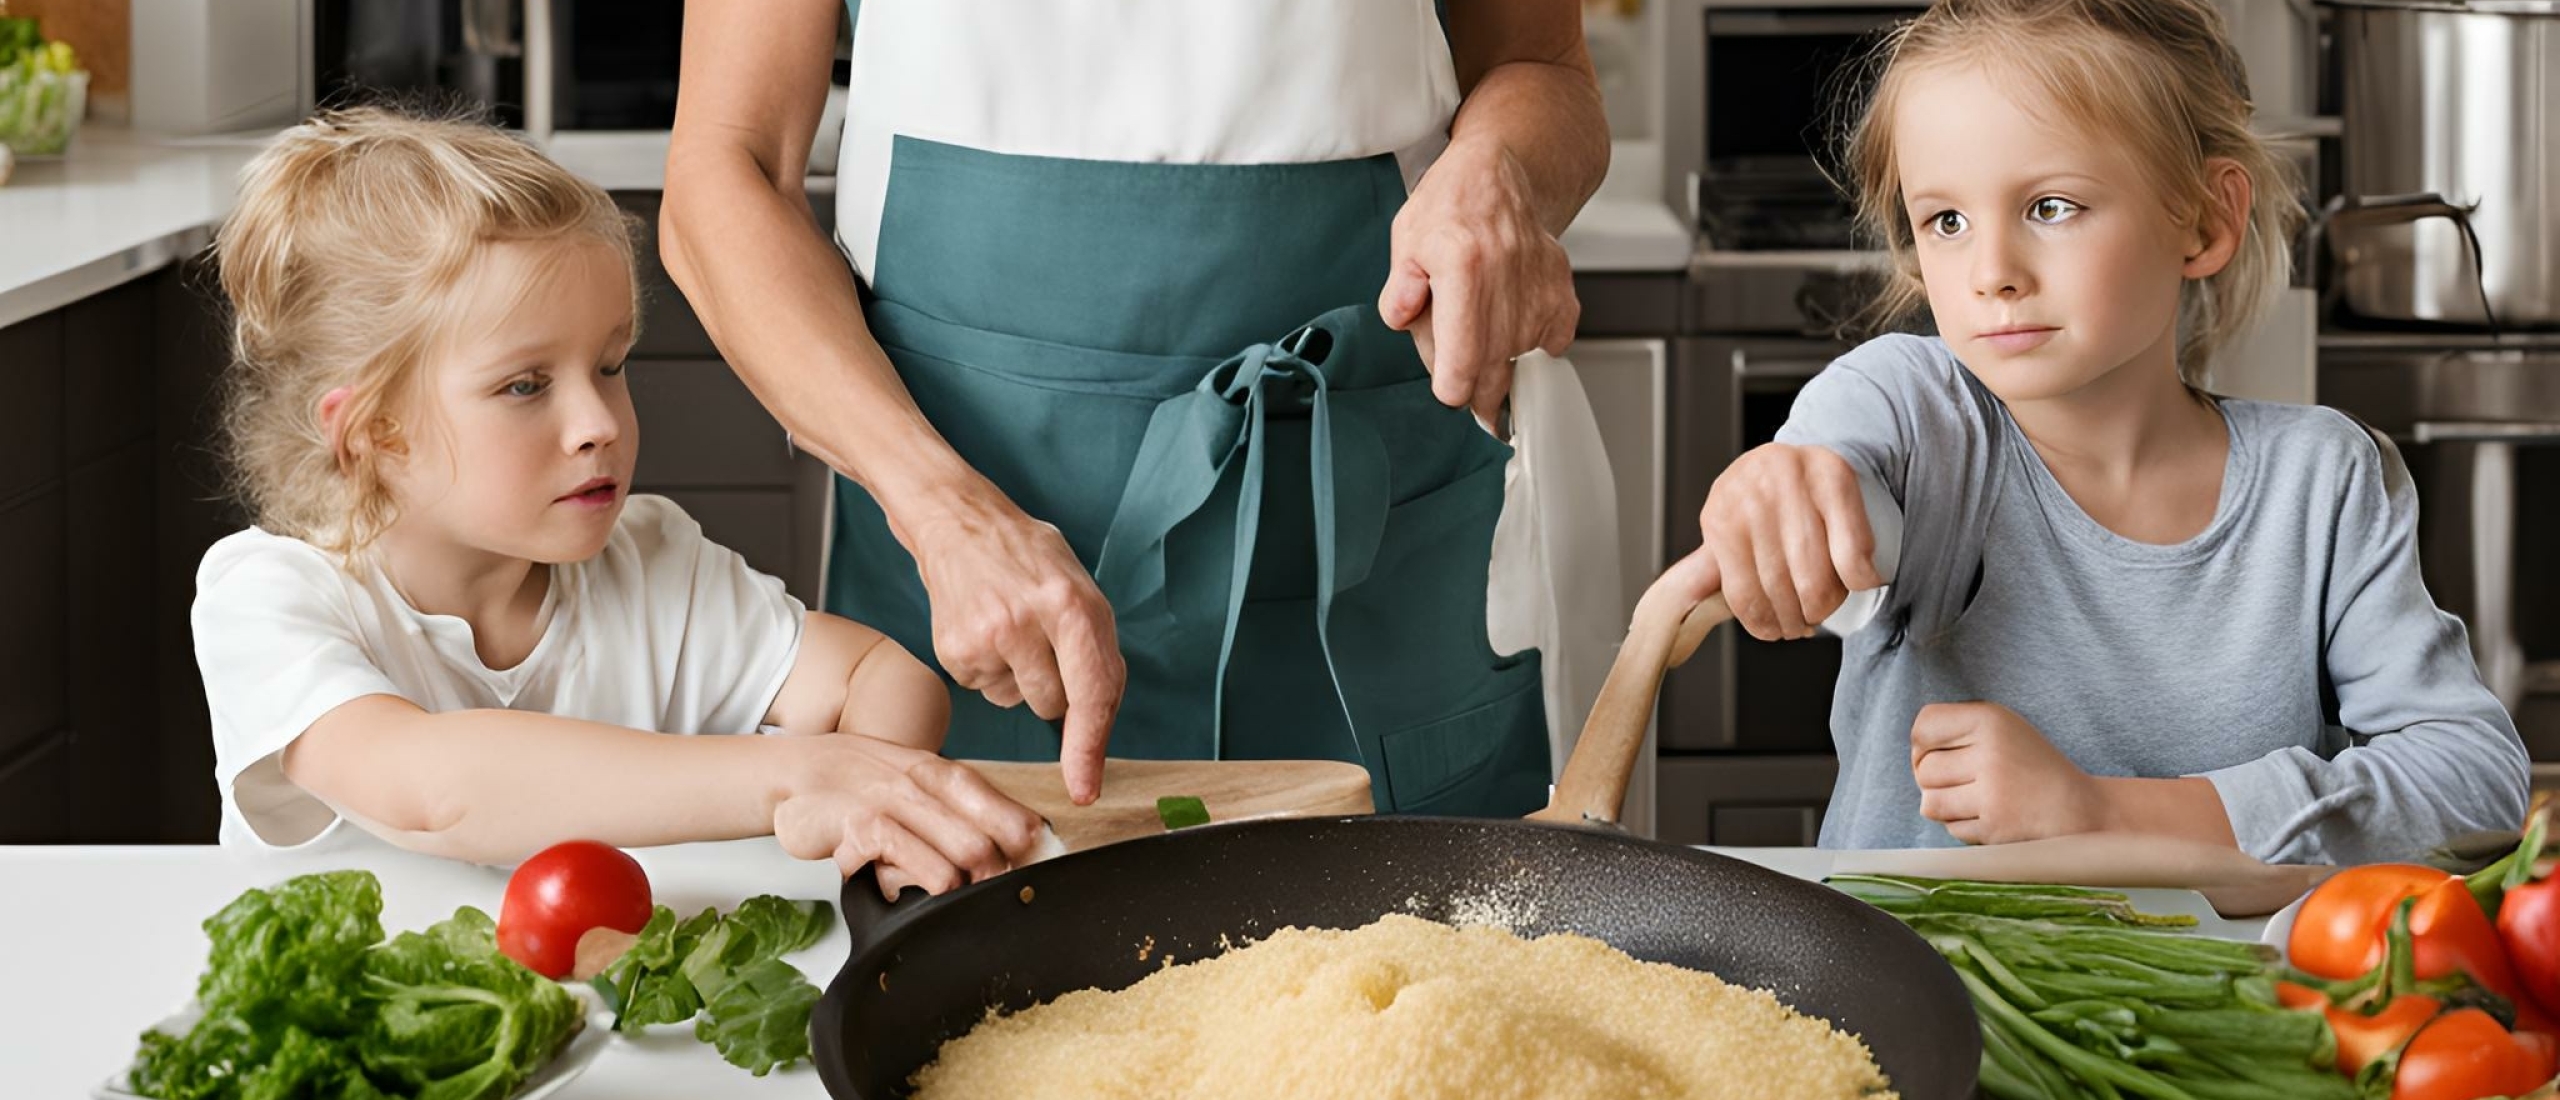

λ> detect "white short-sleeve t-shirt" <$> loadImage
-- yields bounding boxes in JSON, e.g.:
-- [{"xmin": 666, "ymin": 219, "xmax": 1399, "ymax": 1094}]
[{"xmin": 193, "ymin": 494, "xmax": 806, "ymax": 851}]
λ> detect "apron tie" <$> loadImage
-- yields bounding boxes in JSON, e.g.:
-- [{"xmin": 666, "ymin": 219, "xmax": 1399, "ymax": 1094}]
[{"xmin": 1094, "ymin": 310, "xmax": 1390, "ymax": 760}]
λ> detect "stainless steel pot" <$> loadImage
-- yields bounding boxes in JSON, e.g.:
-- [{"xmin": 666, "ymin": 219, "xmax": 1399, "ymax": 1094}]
[{"xmin": 2323, "ymin": 0, "xmax": 2560, "ymax": 327}]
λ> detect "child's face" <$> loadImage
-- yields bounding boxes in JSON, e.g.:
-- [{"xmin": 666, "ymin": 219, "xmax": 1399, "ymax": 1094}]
[
  {"xmin": 1891, "ymin": 62, "xmax": 2199, "ymax": 402},
  {"xmin": 384, "ymin": 237, "xmax": 639, "ymax": 565}
]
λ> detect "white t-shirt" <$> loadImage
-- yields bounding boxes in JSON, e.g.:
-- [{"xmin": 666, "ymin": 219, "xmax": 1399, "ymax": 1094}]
[{"xmin": 193, "ymin": 494, "xmax": 806, "ymax": 851}]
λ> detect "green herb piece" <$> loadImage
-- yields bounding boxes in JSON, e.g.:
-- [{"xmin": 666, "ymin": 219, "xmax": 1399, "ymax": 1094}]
[{"xmin": 1157, "ymin": 795, "xmax": 1211, "ymax": 831}]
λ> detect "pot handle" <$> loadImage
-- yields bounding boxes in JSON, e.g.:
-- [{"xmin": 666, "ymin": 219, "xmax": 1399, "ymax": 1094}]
[
  {"xmin": 2303, "ymin": 191, "xmax": 2503, "ymax": 334},
  {"xmin": 839, "ymin": 865, "xmax": 935, "ymax": 952}
]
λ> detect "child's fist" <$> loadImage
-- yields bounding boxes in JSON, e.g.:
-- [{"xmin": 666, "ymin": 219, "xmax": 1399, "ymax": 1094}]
[{"xmin": 1909, "ymin": 701, "xmax": 2104, "ymax": 845}]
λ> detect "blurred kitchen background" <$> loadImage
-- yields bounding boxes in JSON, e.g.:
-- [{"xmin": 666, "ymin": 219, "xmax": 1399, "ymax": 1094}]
[{"xmin": 0, "ymin": 0, "xmax": 2551, "ymax": 845}]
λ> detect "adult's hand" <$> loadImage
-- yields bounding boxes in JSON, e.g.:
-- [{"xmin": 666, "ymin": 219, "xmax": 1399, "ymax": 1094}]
[
  {"xmin": 902, "ymin": 483, "xmax": 1123, "ymax": 805},
  {"xmin": 1378, "ymin": 137, "xmax": 1580, "ymax": 429},
  {"xmin": 770, "ymin": 733, "xmax": 1050, "ymax": 898}
]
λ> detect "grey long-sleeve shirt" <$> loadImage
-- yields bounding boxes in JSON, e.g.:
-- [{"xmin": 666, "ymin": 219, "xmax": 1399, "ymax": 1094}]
[{"xmin": 1773, "ymin": 334, "xmax": 2527, "ymax": 864}]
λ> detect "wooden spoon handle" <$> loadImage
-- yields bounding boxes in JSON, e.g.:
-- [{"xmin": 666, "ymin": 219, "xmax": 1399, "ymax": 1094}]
[{"xmin": 1530, "ymin": 556, "xmax": 1732, "ymax": 827}]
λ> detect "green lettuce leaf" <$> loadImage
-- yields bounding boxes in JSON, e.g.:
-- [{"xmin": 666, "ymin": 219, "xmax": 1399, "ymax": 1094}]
[
  {"xmin": 195, "ymin": 869, "xmax": 383, "ymax": 1034},
  {"xmin": 361, "ymin": 907, "xmax": 584, "ymax": 1100},
  {"xmin": 695, "ymin": 958, "xmax": 824, "ymax": 1076},
  {"xmin": 595, "ymin": 905, "xmax": 722, "ymax": 1031},
  {"xmin": 592, "ymin": 896, "xmax": 833, "ymax": 1074},
  {"xmin": 128, "ymin": 872, "xmax": 579, "ymax": 1100}
]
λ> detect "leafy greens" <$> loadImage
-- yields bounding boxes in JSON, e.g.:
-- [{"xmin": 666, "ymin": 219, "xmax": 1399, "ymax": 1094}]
[
  {"xmin": 127, "ymin": 870, "xmax": 582, "ymax": 1100},
  {"xmin": 590, "ymin": 895, "xmax": 832, "ymax": 1076}
]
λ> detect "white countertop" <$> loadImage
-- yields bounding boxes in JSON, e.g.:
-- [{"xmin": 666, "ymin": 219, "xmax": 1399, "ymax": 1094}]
[
  {"xmin": 0, "ymin": 127, "xmax": 1688, "ymax": 332},
  {"xmin": 0, "ymin": 126, "xmax": 262, "ymax": 330},
  {"xmin": 6, "ymin": 836, "xmax": 2267, "ymax": 1099}
]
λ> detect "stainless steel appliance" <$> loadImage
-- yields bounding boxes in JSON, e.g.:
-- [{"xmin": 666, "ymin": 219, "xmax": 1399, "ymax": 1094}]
[
  {"xmin": 2318, "ymin": 334, "xmax": 2560, "ymax": 736},
  {"xmin": 311, "ymin": 0, "xmax": 689, "ymax": 137},
  {"xmin": 2322, "ymin": 0, "xmax": 2560, "ymax": 327},
  {"xmin": 2314, "ymin": 0, "xmax": 2560, "ymax": 753},
  {"xmin": 1661, "ymin": 0, "xmax": 1927, "ymax": 243}
]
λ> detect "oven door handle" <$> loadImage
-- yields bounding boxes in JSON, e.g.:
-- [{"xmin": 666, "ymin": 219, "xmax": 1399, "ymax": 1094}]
[{"xmin": 2411, "ymin": 421, "xmax": 2560, "ymax": 445}]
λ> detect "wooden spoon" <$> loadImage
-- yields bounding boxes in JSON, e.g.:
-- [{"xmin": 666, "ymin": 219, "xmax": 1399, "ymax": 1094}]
[{"xmin": 1529, "ymin": 554, "xmax": 1732, "ymax": 827}]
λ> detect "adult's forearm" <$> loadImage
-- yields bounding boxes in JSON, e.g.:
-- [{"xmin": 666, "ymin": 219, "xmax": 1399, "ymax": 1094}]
[
  {"xmin": 658, "ymin": 146, "xmax": 981, "ymax": 520},
  {"xmin": 1445, "ymin": 59, "xmax": 1611, "ymax": 234}
]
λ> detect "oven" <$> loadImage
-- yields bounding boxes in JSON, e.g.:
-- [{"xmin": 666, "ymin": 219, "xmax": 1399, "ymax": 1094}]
[{"xmin": 1659, "ymin": 0, "xmax": 1928, "ymax": 244}]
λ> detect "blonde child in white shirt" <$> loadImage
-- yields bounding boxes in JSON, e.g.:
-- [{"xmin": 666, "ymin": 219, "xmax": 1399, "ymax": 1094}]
[{"xmin": 193, "ymin": 107, "xmax": 1045, "ymax": 894}]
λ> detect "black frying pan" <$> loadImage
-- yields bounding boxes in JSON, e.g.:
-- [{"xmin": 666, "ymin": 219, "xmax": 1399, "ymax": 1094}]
[
  {"xmin": 810, "ymin": 561, "xmax": 1980, "ymax": 1098},
  {"xmin": 811, "ymin": 816, "xmax": 1977, "ymax": 1098}
]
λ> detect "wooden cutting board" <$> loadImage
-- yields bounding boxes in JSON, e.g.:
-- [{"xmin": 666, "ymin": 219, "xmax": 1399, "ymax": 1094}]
[{"xmin": 966, "ymin": 758, "xmax": 1375, "ymax": 853}]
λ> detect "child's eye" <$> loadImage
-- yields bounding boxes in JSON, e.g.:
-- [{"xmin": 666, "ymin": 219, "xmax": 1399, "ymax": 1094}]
[
  {"xmin": 599, "ymin": 361, "xmax": 627, "ymax": 378},
  {"xmin": 1927, "ymin": 210, "xmax": 1968, "ymax": 238},
  {"xmin": 504, "ymin": 376, "xmax": 549, "ymax": 398},
  {"xmin": 2029, "ymin": 197, "xmax": 2083, "ymax": 224}
]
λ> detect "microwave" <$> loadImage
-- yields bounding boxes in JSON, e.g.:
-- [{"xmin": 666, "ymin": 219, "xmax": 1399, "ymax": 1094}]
[
  {"xmin": 1660, "ymin": 0, "xmax": 1928, "ymax": 253},
  {"xmin": 312, "ymin": 0, "xmax": 688, "ymax": 135}
]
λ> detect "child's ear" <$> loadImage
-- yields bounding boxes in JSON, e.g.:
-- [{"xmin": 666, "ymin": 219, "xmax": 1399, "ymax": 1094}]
[
  {"xmin": 2182, "ymin": 158, "xmax": 2252, "ymax": 280},
  {"xmin": 317, "ymin": 386, "xmax": 355, "ymax": 465}
]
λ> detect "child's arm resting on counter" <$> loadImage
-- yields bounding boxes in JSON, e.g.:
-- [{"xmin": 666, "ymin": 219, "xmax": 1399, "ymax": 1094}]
[{"xmin": 280, "ymin": 696, "xmax": 1034, "ymax": 876}]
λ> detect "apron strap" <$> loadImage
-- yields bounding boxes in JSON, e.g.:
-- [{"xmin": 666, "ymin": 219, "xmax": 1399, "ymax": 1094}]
[{"xmin": 1093, "ymin": 310, "xmax": 1389, "ymax": 761}]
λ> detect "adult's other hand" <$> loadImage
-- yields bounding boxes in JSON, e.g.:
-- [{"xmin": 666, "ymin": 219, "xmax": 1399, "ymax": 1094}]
[{"xmin": 1379, "ymin": 138, "xmax": 1579, "ymax": 429}]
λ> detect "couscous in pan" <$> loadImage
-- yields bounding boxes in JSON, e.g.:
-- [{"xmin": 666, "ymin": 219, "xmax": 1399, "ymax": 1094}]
[{"xmin": 812, "ymin": 567, "xmax": 1979, "ymax": 1099}]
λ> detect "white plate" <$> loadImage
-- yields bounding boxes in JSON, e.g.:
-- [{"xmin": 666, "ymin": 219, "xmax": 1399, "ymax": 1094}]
[
  {"xmin": 2262, "ymin": 891, "xmax": 2308, "ymax": 956},
  {"xmin": 94, "ymin": 984, "xmax": 612, "ymax": 1100}
]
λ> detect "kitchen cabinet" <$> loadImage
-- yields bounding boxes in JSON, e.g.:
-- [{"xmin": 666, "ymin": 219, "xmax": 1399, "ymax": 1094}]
[
  {"xmin": 0, "ymin": 275, "xmax": 221, "ymax": 843},
  {"xmin": 1655, "ymin": 753, "xmax": 1839, "ymax": 847}
]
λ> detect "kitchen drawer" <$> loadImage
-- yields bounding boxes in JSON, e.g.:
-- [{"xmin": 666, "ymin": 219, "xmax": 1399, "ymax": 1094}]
[
  {"xmin": 1572, "ymin": 273, "xmax": 1683, "ymax": 337},
  {"xmin": 1654, "ymin": 753, "xmax": 1838, "ymax": 846},
  {"xmin": 67, "ymin": 442, "xmax": 158, "ymax": 824},
  {"xmin": 628, "ymin": 359, "xmax": 796, "ymax": 487},
  {"xmin": 0, "ymin": 489, "xmax": 68, "ymax": 763},
  {"xmin": 64, "ymin": 278, "xmax": 157, "ymax": 465},
  {"xmin": 0, "ymin": 311, "xmax": 65, "ymax": 504}
]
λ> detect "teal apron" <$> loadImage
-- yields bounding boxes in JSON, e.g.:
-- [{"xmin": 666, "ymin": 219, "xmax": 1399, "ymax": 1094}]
[{"xmin": 826, "ymin": 136, "xmax": 1546, "ymax": 816}]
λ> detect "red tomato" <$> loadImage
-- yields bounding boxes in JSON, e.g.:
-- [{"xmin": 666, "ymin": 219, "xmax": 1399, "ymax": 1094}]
[
  {"xmin": 2499, "ymin": 878, "xmax": 2560, "ymax": 1021},
  {"xmin": 2292, "ymin": 864, "xmax": 2458, "ymax": 979},
  {"xmin": 2392, "ymin": 1009, "xmax": 2555, "ymax": 1100},
  {"xmin": 497, "ymin": 840, "xmax": 653, "ymax": 979}
]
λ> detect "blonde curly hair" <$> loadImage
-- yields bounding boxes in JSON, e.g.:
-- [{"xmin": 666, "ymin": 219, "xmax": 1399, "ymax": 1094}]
[
  {"xmin": 1838, "ymin": 0, "xmax": 2303, "ymax": 387},
  {"xmin": 212, "ymin": 105, "xmax": 638, "ymax": 558}
]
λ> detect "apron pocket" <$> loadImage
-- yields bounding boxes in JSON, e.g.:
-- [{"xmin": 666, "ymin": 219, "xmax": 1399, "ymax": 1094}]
[{"xmin": 1376, "ymin": 674, "xmax": 1549, "ymax": 815}]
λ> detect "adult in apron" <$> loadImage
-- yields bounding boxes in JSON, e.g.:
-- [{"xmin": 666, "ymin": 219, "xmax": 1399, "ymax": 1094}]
[{"xmin": 669, "ymin": 1, "xmax": 1613, "ymax": 821}]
